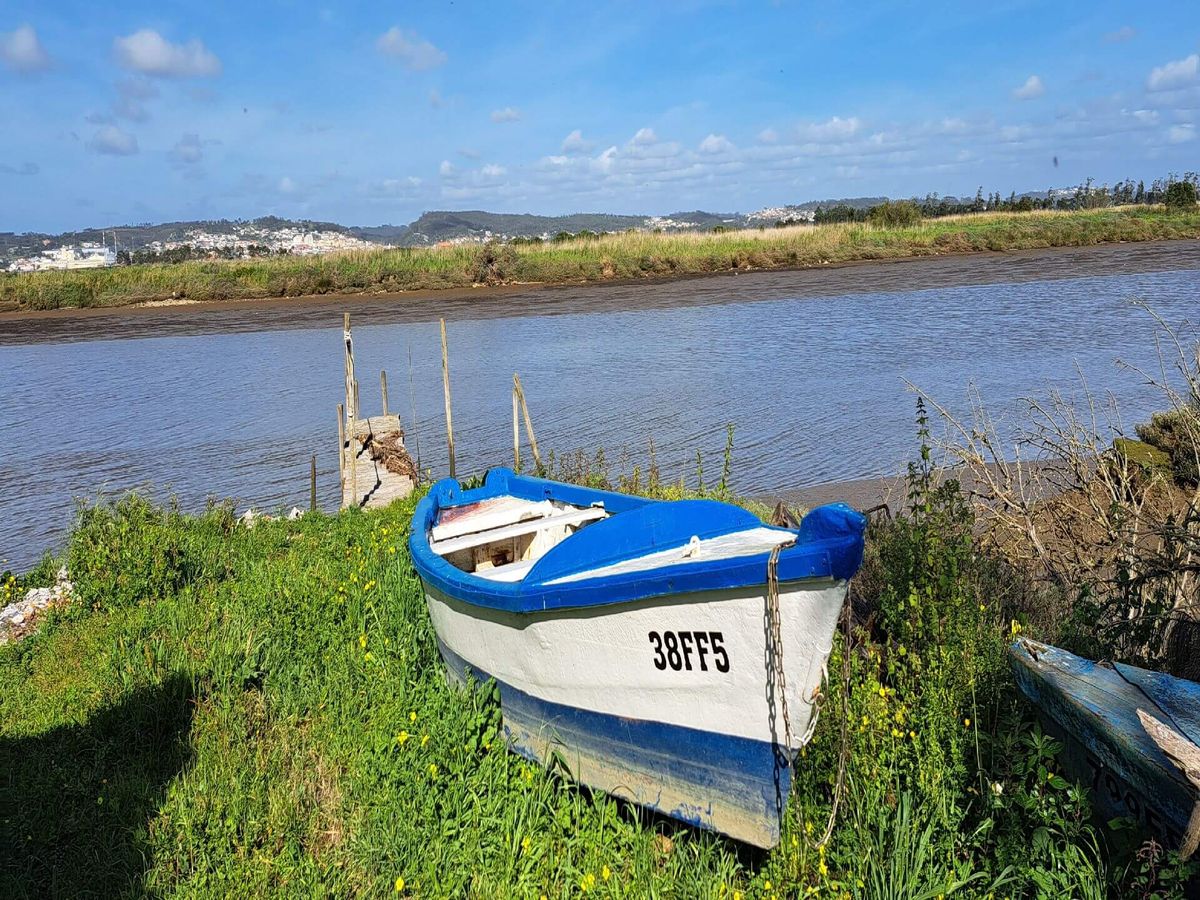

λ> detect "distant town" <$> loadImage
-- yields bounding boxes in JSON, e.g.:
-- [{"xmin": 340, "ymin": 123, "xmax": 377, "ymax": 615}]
[{"xmin": 2, "ymin": 175, "xmax": 1189, "ymax": 273}]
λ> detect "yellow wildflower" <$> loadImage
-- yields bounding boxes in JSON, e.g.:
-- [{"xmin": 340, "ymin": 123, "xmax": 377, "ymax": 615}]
[
  {"xmin": 421, "ymin": 734, "xmax": 430, "ymax": 747},
  {"xmin": 410, "ymin": 711, "xmax": 417, "ymax": 723},
  {"xmin": 522, "ymin": 835, "xmax": 531, "ymax": 853},
  {"xmin": 428, "ymin": 763, "xmax": 438, "ymax": 778},
  {"xmin": 358, "ymin": 634, "xmax": 367, "ymax": 649},
  {"xmin": 394, "ymin": 875, "xmax": 405, "ymax": 892},
  {"xmin": 396, "ymin": 731, "xmax": 409, "ymax": 745},
  {"xmin": 602, "ymin": 865, "xmax": 610, "ymax": 881},
  {"xmin": 964, "ymin": 718, "xmax": 971, "ymax": 728}
]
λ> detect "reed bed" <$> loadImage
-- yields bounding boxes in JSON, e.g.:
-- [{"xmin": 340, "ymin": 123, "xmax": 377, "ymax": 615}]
[{"xmin": 3, "ymin": 205, "xmax": 1198, "ymax": 312}]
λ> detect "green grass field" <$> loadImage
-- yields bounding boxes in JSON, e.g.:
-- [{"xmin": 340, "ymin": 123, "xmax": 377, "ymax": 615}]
[
  {"xmin": 4, "ymin": 438, "xmax": 1193, "ymax": 897},
  {"xmin": 4, "ymin": 205, "xmax": 1199, "ymax": 312}
]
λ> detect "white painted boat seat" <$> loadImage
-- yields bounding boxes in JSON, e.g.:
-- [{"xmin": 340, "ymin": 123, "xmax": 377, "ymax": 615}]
[
  {"xmin": 432, "ymin": 497, "xmax": 558, "ymax": 542},
  {"xmin": 472, "ymin": 558, "xmax": 537, "ymax": 583},
  {"xmin": 430, "ymin": 506, "xmax": 608, "ymax": 556}
]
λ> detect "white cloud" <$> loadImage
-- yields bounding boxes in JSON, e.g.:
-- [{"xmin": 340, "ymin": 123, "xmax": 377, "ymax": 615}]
[
  {"xmin": 630, "ymin": 127, "xmax": 658, "ymax": 146},
  {"xmin": 171, "ymin": 133, "xmax": 204, "ymax": 165},
  {"xmin": 1104, "ymin": 25, "xmax": 1136, "ymax": 43},
  {"xmin": 1013, "ymin": 75, "xmax": 1045, "ymax": 100},
  {"xmin": 0, "ymin": 24, "xmax": 51, "ymax": 73},
  {"xmin": 439, "ymin": 159, "xmax": 454, "ymax": 176},
  {"xmin": 699, "ymin": 133, "xmax": 734, "ymax": 153},
  {"xmin": 757, "ymin": 127, "xmax": 779, "ymax": 144},
  {"xmin": 114, "ymin": 29, "xmax": 221, "ymax": 78},
  {"xmin": 561, "ymin": 129, "xmax": 593, "ymax": 153},
  {"xmin": 278, "ymin": 176, "xmax": 296, "ymax": 194},
  {"xmin": 1168, "ymin": 124, "xmax": 1196, "ymax": 144},
  {"xmin": 796, "ymin": 116, "xmax": 861, "ymax": 142},
  {"xmin": 480, "ymin": 163, "xmax": 506, "ymax": 177},
  {"xmin": 1148, "ymin": 54, "xmax": 1199, "ymax": 91},
  {"xmin": 594, "ymin": 146, "xmax": 618, "ymax": 173},
  {"xmin": 490, "ymin": 107, "xmax": 520, "ymax": 123},
  {"xmin": 374, "ymin": 176, "xmax": 422, "ymax": 196},
  {"xmin": 1131, "ymin": 108, "xmax": 1159, "ymax": 124},
  {"xmin": 87, "ymin": 125, "xmax": 138, "ymax": 156},
  {"xmin": 376, "ymin": 28, "xmax": 446, "ymax": 71}
]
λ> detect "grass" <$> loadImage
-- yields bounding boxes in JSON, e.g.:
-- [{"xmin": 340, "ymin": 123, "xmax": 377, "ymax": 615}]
[
  {"xmin": 4, "ymin": 205, "xmax": 1200, "ymax": 312},
  {"xmin": 3, "ymin": 440, "xmax": 1196, "ymax": 898}
]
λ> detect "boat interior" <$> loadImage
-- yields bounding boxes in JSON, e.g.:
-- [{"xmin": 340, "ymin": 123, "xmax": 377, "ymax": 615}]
[
  {"xmin": 430, "ymin": 493, "xmax": 800, "ymax": 585},
  {"xmin": 431, "ymin": 495, "xmax": 608, "ymax": 583}
]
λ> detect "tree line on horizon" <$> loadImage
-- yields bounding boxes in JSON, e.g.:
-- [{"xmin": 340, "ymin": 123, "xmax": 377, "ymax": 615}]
[{"xmin": 810, "ymin": 171, "xmax": 1199, "ymax": 225}]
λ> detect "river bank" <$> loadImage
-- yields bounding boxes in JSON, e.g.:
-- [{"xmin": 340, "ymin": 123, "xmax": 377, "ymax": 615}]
[
  {"xmin": 3, "ymin": 236, "xmax": 1198, "ymax": 346},
  {"xmin": 3, "ymin": 206, "xmax": 1198, "ymax": 318}
]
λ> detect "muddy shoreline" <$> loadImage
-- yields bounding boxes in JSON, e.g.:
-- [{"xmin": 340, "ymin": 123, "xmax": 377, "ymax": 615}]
[{"xmin": 2, "ymin": 238, "xmax": 1198, "ymax": 346}]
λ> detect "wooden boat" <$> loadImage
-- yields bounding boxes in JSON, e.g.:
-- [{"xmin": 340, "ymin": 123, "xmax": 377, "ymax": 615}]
[
  {"xmin": 1010, "ymin": 638, "xmax": 1200, "ymax": 856},
  {"xmin": 408, "ymin": 468, "xmax": 866, "ymax": 847}
]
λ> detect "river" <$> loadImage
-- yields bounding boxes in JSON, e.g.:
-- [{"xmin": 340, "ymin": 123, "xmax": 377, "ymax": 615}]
[{"xmin": 1, "ymin": 241, "xmax": 1198, "ymax": 570}]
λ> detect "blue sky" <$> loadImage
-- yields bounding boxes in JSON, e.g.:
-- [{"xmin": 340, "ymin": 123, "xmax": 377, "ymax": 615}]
[{"xmin": 1, "ymin": 1, "xmax": 1197, "ymax": 232}]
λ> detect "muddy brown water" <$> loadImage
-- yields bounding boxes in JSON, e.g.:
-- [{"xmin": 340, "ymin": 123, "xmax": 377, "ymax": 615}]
[{"xmin": 1, "ymin": 240, "xmax": 1198, "ymax": 569}]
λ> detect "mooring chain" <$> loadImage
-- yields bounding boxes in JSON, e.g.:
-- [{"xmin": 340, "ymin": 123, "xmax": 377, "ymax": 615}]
[
  {"xmin": 766, "ymin": 542, "xmax": 795, "ymax": 753},
  {"xmin": 768, "ymin": 537, "xmax": 854, "ymax": 849}
]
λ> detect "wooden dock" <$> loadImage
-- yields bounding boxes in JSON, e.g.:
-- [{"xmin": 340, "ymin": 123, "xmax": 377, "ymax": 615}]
[{"xmin": 339, "ymin": 314, "xmax": 417, "ymax": 510}]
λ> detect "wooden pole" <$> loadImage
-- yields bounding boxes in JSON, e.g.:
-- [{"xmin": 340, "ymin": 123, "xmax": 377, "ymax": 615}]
[
  {"xmin": 441, "ymin": 318, "xmax": 456, "ymax": 478},
  {"xmin": 380, "ymin": 370, "xmax": 389, "ymax": 417},
  {"xmin": 337, "ymin": 403, "xmax": 345, "ymax": 488},
  {"xmin": 353, "ymin": 380, "xmax": 360, "ymax": 423},
  {"xmin": 310, "ymin": 454, "xmax": 317, "ymax": 512},
  {"xmin": 513, "ymin": 373, "xmax": 541, "ymax": 470},
  {"xmin": 512, "ymin": 380, "xmax": 521, "ymax": 471},
  {"xmin": 343, "ymin": 312, "xmax": 355, "ymax": 422},
  {"xmin": 350, "ymin": 424, "xmax": 358, "ymax": 508}
]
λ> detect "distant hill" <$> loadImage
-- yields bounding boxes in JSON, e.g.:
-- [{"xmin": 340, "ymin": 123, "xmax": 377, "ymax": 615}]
[
  {"xmin": 391, "ymin": 210, "xmax": 651, "ymax": 245},
  {"xmin": 0, "ymin": 216, "xmax": 361, "ymax": 258},
  {"xmin": 0, "ymin": 196, "xmax": 932, "ymax": 260}
]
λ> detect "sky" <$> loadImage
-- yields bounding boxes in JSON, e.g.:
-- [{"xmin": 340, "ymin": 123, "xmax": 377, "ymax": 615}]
[{"xmin": 1, "ymin": 0, "xmax": 1198, "ymax": 233}]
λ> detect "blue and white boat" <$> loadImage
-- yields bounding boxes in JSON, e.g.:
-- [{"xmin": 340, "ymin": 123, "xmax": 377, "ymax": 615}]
[{"xmin": 408, "ymin": 468, "xmax": 866, "ymax": 847}]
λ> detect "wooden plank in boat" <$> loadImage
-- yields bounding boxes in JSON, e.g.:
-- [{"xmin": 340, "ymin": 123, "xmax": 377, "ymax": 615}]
[
  {"xmin": 430, "ymin": 506, "xmax": 607, "ymax": 556},
  {"xmin": 432, "ymin": 497, "xmax": 553, "ymax": 542}
]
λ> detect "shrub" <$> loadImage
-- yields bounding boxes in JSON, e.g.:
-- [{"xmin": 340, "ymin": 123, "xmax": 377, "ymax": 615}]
[
  {"xmin": 1136, "ymin": 406, "xmax": 1200, "ymax": 484},
  {"xmin": 1164, "ymin": 180, "xmax": 1198, "ymax": 211},
  {"xmin": 67, "ymin": 495, "xmax": 230, "ymax": 609},
  {"xmin": 867, "ymin": 200, "xmax": 923, "ymax": 227}
]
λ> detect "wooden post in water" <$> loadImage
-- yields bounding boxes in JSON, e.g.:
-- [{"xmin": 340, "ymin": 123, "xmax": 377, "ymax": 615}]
[
  {"xmin": 349, "ymin": 419, "xmax": 358, "ymax": 508},
  {"xmin": 512, "ymin": 382, "xmax": 521, "ymax": 471},
  {"xmin": 440, "ymin": 318, "xmax": 456, "ymax": 478},
  {"xmin": 380, "ymin": 370, "xmax": 389, "ymax": 417},
  {"xmin": 343, "ymin": 313, "xmax": 356, "ymax": 422},
  {"xmin": 337, "ymin": 403, "xmax": 346, "ymax": 488},
  {"xmin": 513, "ymin": 373, "xmax": 542, "ymax": 470},
  {"xmin": 310, "ymin": 454, "xmax": 317, "ymax": 512}
]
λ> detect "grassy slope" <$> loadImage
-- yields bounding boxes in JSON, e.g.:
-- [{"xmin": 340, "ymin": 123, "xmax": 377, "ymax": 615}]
[
  {"xmin": 1, "ymin": 474, "xmax": 1183, "ymax": 898},
  {"xmin": 4, "ymin": 206, "xmax": 1199, "ymax": 312},
  {"xmin": 0, "ymin": 498, "xmax": 745, "ymax": 898}
]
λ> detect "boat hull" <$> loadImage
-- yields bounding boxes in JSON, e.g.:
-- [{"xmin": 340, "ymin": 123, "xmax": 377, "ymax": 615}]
[
  {"xmin": 1010, "ymin": 639, "xmax": 1200, "ymax": 851},
  {"xmin": 423, "ymin": 577, "xmax": 847, "ymax": 847}
]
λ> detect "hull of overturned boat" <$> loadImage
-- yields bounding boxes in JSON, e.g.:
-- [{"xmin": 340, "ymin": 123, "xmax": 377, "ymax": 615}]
[{"xmin": 1010, "ymin": 638, "xmax": 1200, "ymax": 853}]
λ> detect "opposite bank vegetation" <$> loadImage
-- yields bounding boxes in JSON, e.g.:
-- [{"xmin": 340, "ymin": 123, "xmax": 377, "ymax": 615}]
[
  {"xmin": 3, "ymin": 205, "xmax": 1200, "ymax": 312},
  {"xmin": 2, "ymin": 308, "xmax": 1199, "ymax": 898}
]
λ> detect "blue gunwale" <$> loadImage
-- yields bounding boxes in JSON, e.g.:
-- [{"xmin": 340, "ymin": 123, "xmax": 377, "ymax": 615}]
[{"xmin": 408, "ymin": 468, "xmax": 866, "ymax": 615}]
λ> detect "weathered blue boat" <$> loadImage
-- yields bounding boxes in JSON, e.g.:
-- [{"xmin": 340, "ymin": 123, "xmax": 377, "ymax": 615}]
[
  {"xmin": 409, "ymin": 468, "xmax": 866, "ymax": 847},
  {"xmin": 1010, "ymin": 638, "xmax": 1200, "ymax": 856}
]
